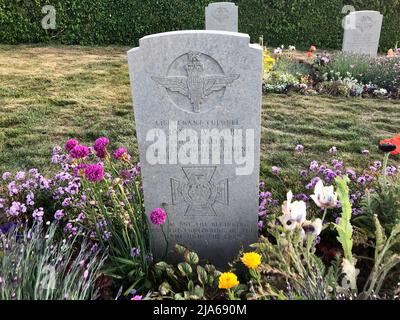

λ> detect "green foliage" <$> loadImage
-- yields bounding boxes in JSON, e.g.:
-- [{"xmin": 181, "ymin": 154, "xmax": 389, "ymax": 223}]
[
  {"xmin": 250, "ymin": 226, "xmax": 339, "ymax": 300},
  {"xmin": 361, "ymin": 215, "xmax": 400, "ymax": 298},
  {"xmin": 151, "ymin": 244, "xmax": 221, "ymax": 300},
  {"xmin": 334, "ymin": 176, "xmax": 355, "ymax": 263},
  {"xmin": 358, "ymin": 171, "xmax": 400, "ymax": 236},
  {"xmin": 0, "ymin": 222, "xmax": 106, "ymax": 300},
  {"xmin": 0, "ymin": 0, "xmax": 399, "ymax": 51}
]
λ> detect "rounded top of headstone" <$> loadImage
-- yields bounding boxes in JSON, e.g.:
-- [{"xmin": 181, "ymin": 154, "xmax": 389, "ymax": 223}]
[
  {"xmin": 139, "ymin": 30, "xmax": 249, "ymax": 42},
  {"xmin": 206, "ymin": 2, "xmax": 238, "ymax": 8}
]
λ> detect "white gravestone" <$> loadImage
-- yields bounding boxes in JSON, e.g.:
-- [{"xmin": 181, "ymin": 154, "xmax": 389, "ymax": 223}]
[
  {"xmin": 206, "ymin": 2, "xmax": 238, "ymax": 32},
  {"xmin": 127, "ymin": 31, "xmax": 262, "ymax": 267},
  {"xmin": 342, "ymin": 10, "xmax": 383, "ymax": 57}
]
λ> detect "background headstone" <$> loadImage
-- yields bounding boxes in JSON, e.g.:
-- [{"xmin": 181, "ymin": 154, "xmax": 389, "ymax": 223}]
[
  {"xmin": 342, "ymin": 10, "xmax": 383, "ymax": 57},
  {"xmin": 206, "ymin": 2, "xmax": 238, "ymax": 32},
  {"xmin": 128, "ymin": 31, "xmax": 262, "ymax": 267}
]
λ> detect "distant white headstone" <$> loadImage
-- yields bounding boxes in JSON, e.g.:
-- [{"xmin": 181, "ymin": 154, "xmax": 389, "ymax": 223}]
[
  {"xmin": 206, "ymin": 2, "xmax": 238, "ymax": 32},
  {"xmin": 127, "ymin": 30, "xmax": 262, "ymax": 267},
  {"xmin": 342, "ymin": 11, "xmax": 383, "ymax": 57}
]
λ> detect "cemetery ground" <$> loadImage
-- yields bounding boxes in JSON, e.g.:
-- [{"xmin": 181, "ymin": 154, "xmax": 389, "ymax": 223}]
[
  {"xmin": 1, "ymin": 44, "xmax": 400, "ymax": 300},
  {"xmin": 1, "ymin": 44, "xmax": 399, "ymax": 184}
]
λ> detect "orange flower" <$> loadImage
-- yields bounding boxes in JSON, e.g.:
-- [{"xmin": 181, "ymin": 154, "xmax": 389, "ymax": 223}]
[
  {"xmin": 307, "ymin": 51, "xmax": 312, "ymax": 58},
  {"xmin": 379, "ymin": 135, "xmax": 400, "ymax": 155},
  {"xmin": 387, "ymin": 49, "xmax": 395, "ymax": 58},
  {"xmin": 310, "ymin": 45, "xmax": 317, "ymax": 52}
]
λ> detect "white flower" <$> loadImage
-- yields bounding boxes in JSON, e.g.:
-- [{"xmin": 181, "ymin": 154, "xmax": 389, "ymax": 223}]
[
  {"xmin": 341, "ymin": 258, "xmax": 360, "ymax": 290},
  {"xmin": 288, "ymin": 45, "xmax": 296, "ymax": 51},
  {"xmin": 301, "ymin": 218, "xmax": 323, "ymax": 238},
  {"xmin": 310, "ymin": 180, "xmax": 338, "ymax": 209},
  {"xmin": 274, "ymin": 48, "xmax": 282, "ymax": 55},
  {"xmin": 280, "ymin": 191, "xmax": 307, "ymax": 230}
]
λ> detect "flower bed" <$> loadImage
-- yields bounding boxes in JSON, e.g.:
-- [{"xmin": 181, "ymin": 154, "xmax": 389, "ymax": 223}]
[
  {"xmin": 1, "ymin": 135, "xmax": 400, "ymax": 300},
  {"xmin": 263, "ymin": 45, "xmax": 400, "ymax": 98}
]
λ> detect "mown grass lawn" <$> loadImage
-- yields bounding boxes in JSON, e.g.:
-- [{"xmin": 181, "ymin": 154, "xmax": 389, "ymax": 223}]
[{"xmin": 1, "ymin": 45, "xmax": 399, "ymax": 198}]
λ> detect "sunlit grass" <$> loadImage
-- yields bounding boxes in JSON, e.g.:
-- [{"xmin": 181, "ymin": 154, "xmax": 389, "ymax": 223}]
[{"xmin": 0, "ymin": 45, "xmax": 399, "ymax": 199}]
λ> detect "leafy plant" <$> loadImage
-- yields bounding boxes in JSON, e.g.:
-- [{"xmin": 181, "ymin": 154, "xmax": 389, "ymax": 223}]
[
  {"xmin": 151, "ymin": 244, "xmax": 221, "ymax": 300},
  {"xmin": 0, "ymin": 221, "xmax": 106, "ymax": 300}
]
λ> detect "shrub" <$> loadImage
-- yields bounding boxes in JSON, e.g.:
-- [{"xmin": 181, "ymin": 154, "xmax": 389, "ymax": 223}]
[
  {"xmin": 0, "ymin": 221, "xmax": 106, "ymax": 300},
  {"xmin": 0, "ymin": 0, "xmax": 399, "ymax": 51}
]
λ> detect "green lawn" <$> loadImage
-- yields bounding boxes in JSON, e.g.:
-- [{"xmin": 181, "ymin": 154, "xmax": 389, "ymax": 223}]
[{"xmin": 1, "ymin": 45, "xmax": 399, "ymax": 195}]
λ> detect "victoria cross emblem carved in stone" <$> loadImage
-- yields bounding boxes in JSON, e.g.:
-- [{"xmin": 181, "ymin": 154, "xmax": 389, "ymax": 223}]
[
  {"xmin": 152, "ymin": 51, "xmax": 240, "ymax": 113},
  {"xmin": 171, "ymin": 167, "xmax": 229, "ymax": 216}
]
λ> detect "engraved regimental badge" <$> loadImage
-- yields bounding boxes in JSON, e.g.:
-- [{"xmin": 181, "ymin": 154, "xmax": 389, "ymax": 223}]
[
  {"xmin": 152, "ymin": 51, "xmax": 240, "ymax": 113},
  {"xmin": 171, "ymin": 167, "xmax": 229, "ymax": 216}
]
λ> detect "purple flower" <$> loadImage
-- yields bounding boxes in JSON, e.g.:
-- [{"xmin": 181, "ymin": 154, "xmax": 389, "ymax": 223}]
[
  {"xmin": 352, "ymin": 208, "xmax": 362, "ymax": 216},
  {"xmin": 295, "ymin": 193, "xmax": 309, "ymax": 202},
  {"xmin": 70, "ymin": 145, "xmax": 90, "ymax": 159},
  {"xmin": 324, "ymin": 169, "xmax": 337, "ymax": 182},
  {"xmin": 332, "ymin": 159, "xmax": 343, "ymax": 170},
  {"xmin": 328, "ymin": 146, "xmax": 337, "ymax": 154},
  {"xmin": 15, "ymin": 171, "xmax": 25, "ymax": 181},
  {"xmin": 259, "ymin": 191, "xmax": 272, "ymax": 199},
  {"xmin": 295, "ymin": 144, "xmax": 304, "ymax": 153},
  {"xmin": 309, "ymin": 161, "xmax": 319, "ymax": 172},
  {"xmin": 0, "ymin": 198, "xmax": 4, "ymax": 209},
  {"xmin": 130, "ymin": 247, "xmax": 141, "ymax": 258},
  {"xmin": 357, "ymin": 176, "xmax": 367, "ymax": 185},
  {"xmin": 345, "ymin": 169, "xmax": 357, "ymax": 180},
  {"xmin": 374, "ymin": 161, "xmax": 382, "ymax": 169},
  {"xmin": 120, "ymin": 169, "xmax": 133, "ymax": 181},
  {"xmin": 7, "ymin": 201, "xmax": 26, "ymax": 217},
  {"xmin": 310, "ymin": 176, "xmax": 321, "ymax": 186},
  {"xmin": 83, "ymin": 269, "xmax": 89, "ymax": 280},
  {"xmin": 150, "ymin": 208, "xmax": 167, "ymax": 225},
  {"xmin": 8, "ymin": 181, "xmax": 19, "ymax": 196},
  {"xmin": 258, "ymin": 220, "xmax": 264, "ymax": 229},
  {"xmin": 114, "ymin": 147, "xmax": 129, "ymax": 160},
  {"xmin": 84, "ymin": 164, "xmax": 104, "ymax": 182},
  {"xmin": 131, "ymin": 295, "xmax": 143, "ymax": 301},
  {"xmin": 272, "ymin": 166, "xmax": 281, "ymax": 174},
  {"xmin": 76, "ymin": 212, "xmax": 85, "ymax": 222},
  {"xmin": 2, "ymin": 172, "xmax": 11, "ymax": 180},
  {"xmin": 32, "ymin": 207, "xmax": 44, "ymax": 221},
  {"xmin": 65, "ymin": 139, "xmax": 79, "ymax": 152},
  {"xmin": 259, "ymin": 181, "xmax": 265, "ymax": 189},
  {"xmin": 26, "ymin": 192, "xmax": 35, "ymax": 206},
  {"xmin": 258, "ymin": 210, "xmax": 267, "ymax": 217},
  {"xmin": 386, "ymin": 165, "xmax": 397, "ymax": 176},
  {"xmin": 299, "ymin": 169, "xmax": 308, "ymax": 177},
  {"xmin": 62, "ymin": 198, "xmax": 71, "ymax": 207},
  {"xmin": 64, "ymin": 222, "xmax": 77, "ymax": 235},
  {"xmin": 54, "ymin": 209, "xmax": 64, "ymax": 220},
  {"xmin": 94, "ymin": 137, "xmax": 109, "ymax": 158}
]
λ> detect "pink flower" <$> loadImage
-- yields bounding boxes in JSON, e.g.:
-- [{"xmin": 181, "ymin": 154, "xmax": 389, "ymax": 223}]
[
  {"xmin": 65, "ymin": 139, "xmax": 79, "ymax": 152},
  {"xmin": 83, "ymin": 269, "xmax": 89, "ymax": 280},
  {"xmin": 84, "ymin": 164, "xmax": 104, "ymax": 182},
  {"xmin": 94, "ymin": 137, "xmax": 109, "ymax": 158},
  {"xmin": 114, "ymin": 147, "xmax": 130, "ymax": 160},
  {"xmin": 150, "ymin": 208, "xmax": 167, "ymax": 225},
  {"xmin": 131, "ymin": 295, "xmax": 143, "ymax": 300},
  {"xmin": 70, "ymin": 145, "xmax": 90, "ymax": 159}
]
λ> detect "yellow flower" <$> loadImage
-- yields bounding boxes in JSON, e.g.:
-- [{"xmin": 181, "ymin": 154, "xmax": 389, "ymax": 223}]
[
  {"xmin": 241, "ymin": 252, "xmax": 262, "ymax": 269},
  {"xmin": 218, "ymin": 272, "xmax": 239, "ymax": 289}
]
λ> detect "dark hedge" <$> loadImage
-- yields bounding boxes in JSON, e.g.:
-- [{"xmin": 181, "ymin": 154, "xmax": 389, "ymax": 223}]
[{"xmin": 0, "ymin": 0, "xmax": 399, "ymax": 51}]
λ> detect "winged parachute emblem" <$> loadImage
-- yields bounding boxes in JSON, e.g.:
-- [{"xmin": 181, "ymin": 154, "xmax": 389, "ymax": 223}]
[{"xmin": 152, "ymin": 51, "xmax": 240, "ymax": 113}]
